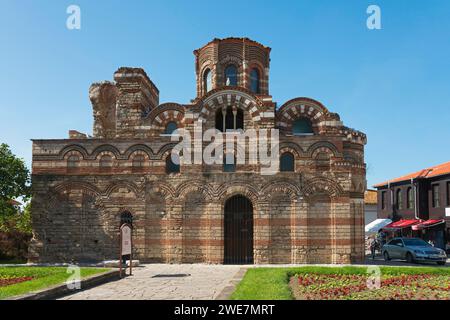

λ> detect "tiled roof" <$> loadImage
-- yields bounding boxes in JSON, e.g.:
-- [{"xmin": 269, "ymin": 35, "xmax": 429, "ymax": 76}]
[
  {"xmin": 374, "ymin": 161, "xmax": 450, "ymax": 188},
  {"xmin": 364, "ymin": 190, "xmax": 377, "ymax": 205},
  {"xmin": 194, "ymin": 37, "xmax": 271, "ymax": 53}
]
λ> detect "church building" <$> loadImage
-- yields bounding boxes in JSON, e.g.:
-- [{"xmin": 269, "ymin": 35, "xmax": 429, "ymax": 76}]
[{"xmin": 30, "ymin": 38, "xmax": 367, "ymax": 264}]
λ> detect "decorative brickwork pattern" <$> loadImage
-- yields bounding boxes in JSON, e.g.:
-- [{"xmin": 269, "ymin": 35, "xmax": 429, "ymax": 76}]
[{"xmin": 30, "ymin": 38, "xmax": 367, "ymax": 264}]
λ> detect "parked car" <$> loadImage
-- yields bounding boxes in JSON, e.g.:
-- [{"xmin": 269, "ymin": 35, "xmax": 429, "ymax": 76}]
[{"xmin": 382, "ymin": 237, "xmax": 447, "ymax": 265}]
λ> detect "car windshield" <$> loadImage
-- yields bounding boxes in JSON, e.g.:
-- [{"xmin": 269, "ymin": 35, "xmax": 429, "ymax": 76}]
[{"xmin": 403, "ymin": 239, "xmax": 430, "ymax": 247}]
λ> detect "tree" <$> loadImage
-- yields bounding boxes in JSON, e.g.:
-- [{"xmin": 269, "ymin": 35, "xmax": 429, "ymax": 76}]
[{"xmin": 0, "ymin": 143, "xmax": 30, "ymax": 217}]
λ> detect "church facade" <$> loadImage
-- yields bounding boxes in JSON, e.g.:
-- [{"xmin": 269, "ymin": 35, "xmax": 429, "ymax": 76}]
[{"xmin": 29, "ymin": 38, "xmax": 367, "ymax": 264}]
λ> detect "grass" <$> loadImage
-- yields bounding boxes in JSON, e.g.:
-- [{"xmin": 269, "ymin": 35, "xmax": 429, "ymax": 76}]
[
  {"xmin": 0, "ymin": 266, "xmax": 110, "ymax": 300},
  {"xmin": 230, "ymin": 266, "xmax": 450, "ymax": 300}
]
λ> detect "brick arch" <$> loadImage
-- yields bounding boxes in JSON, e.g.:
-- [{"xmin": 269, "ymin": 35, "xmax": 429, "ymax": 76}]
[
  {"xmin": 216, "ymin": 182, "xmax": 260, "ymax": 209},
  {"xmin": 301, "ymin": 177, "xmax": 343, "ymax": 200},
  {"xmin": 63, "ymin": 150, "xmax": 84, "ymax": 160},
  {"xmin": 276, "ymin": 97, "xmax": 330, "ymax": 133},
  {"xmin": 246, "ymin": 61, "xmax": 265, "ymax": 93},
  {"xmin": 175, "ymin": 180, "xmax": 214, "ymax": 201},
  {"xmin": 59, "ymin": 144, "xmax": 89, "ymax": 160},
  {"xmin": 129, "ymin": 150, "xmax": 150, "ymax": 160},
  {"xmin": 218, "ymin": 56, "xmax": 244, "ymax": 86},
  {"xmin": 155, "ymin": 143, "xmax": 181, "ymax": 161},
  {"xmin": 146, "ymin": 181, "xmax": 176, "ymax": 201},
  {"xmin": 51, "ymin": 181, "xmax": 101, "ymax": 198},
  {"xmin": 103, "ymin": 180, "xmax": 142, "ymax": 199},
  {"xmin": 123, "ymin": 145, "xmax": 154, "ymax": 160},
  {"xmin": 91, "ymin": 144, "xmax": 121, "ymax": 160},
  {"xmin": 147, "ymin": 103, "xmax": 185, "ymax": 134},
  {"xmin": 307, "ymin": 141, "xmax": 341, "ymax": 159},
  {"xmin": 198, "ymin": 89, "xmax": 263, "ymax": 126},
  {"xmin": 279, "ymin": 146, "xmax": 301, "ymax": 161},
  {"xmin": 199, "ymin": 61, "xmax": 214, "ymax": 96},
  {"xmin": 260, "ymin": 180, "xmax": 301, "ymax": 201},
  {"xmin": 116, "ymin": 208, "xmax": 135, "ymax": 223}
]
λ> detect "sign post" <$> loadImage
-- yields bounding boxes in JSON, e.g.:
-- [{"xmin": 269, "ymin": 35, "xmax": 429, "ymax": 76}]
[{"xmin": 119, "ymin": 223, "xmax": 133, "ymax": 278}]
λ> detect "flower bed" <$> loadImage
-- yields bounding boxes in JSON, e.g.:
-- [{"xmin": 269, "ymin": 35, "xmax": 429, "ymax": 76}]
[
  {"xmin": 0, "ymin": 276, "xmax": 34, "ymax": 287},
  {"xmin": 290, "ymin": 273, "xmax": 450, "ymax": 300}
]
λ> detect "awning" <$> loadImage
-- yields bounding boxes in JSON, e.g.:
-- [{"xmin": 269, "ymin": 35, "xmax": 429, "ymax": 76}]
[
  {"xmin": 411, "ymin": 219, "xmax": 445, "ymax": 230},
  {"xmin": 382, "ymin": 219, "xmax": 421, "ymax": 230},
  {"xmin": 365, "ymin": 219, "xmax": 392, "ymax": 234}
]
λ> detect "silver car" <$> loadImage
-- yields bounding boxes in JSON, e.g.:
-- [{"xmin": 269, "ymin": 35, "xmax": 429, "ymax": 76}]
[{"xmin": 382, "ymin": 237, "xmax": 447, "ymax": 265}]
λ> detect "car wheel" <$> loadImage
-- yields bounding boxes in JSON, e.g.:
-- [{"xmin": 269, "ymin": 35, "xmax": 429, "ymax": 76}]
[
  {"xmin": 406, "ymin": 252, "xmax": 415, "ymax": 264},
  {"xmin": 437, "ymin": 261, "xmax": 446, "ymax": 266},
  {"xmin": 383, "ymin": 251, "xmax": 391, "ymax": 261}
]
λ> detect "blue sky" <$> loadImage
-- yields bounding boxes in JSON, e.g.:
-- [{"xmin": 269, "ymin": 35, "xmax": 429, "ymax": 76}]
[{"xmin": 1, "ymin": 0, "xmax": 449, "ymax": 187}]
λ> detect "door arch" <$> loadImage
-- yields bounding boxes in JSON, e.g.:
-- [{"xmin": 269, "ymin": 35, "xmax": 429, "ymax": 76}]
[{"xmin": 224, "ymin": 195, "xmax": 254, "ymax": 264}]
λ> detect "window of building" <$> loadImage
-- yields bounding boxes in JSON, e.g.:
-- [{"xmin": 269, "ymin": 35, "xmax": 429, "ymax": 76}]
[
  {"xmin": 432, "ymin": 184, "xmax": 440, "ymax": 208},
  {"xmin": 381, "ymin": 191, "xmax": 387, "ymax": 210},
  {"xmin": 447, "ymin": 181, "xmax": 450, "ymax": 206},
  {"xmin": 132, "ymin": 155, "xmax": 146, "ymax": 168},
  {"xmin": 396, "ymin": 189, "xmax": 403, "ymax": 210},
  {"xmin": 166, "ymin": 154, "xmax": 180, "ymax": 174},
  {"xmin": 223, "ymin": 154, "xmax": 236, "ymax": 172},
  {"xmin": 120, "ymin": 211, "xmax": 133, "ymax": 226},
  {"xmin": 215, "ymin": 106, "xmax": 243, "ymax": 132},
  {"xmin": 224, "ymin": 65, "xmax": 238, "ymax": 86},
  {"xmin": 164, "ymin": 121, "xmax": 178, "ymax": 135},
  {"xmin": 280, "ymin": 152, "xmax": 295, "ymax": 172},
  {"xmin": 293, "ymin": 118, "xmax": 313, "ymax": 135},
  {"xmin": 407, "ymin": 187, "xmax": 414, "ymax": 209},
  {"xmin": 249, "ymin": 68, "xmax": 260, "ymax": 94},
  {"xmin": 67, "ymin": 155, "xmax": 80, "ymax": 168},
  {"xmin": 203, "ymin": 68, "xmax": 212, "ymax": 93},
  {"xmin": 99, "ymin": 155, "xmax": 113, "ymax": 169}
]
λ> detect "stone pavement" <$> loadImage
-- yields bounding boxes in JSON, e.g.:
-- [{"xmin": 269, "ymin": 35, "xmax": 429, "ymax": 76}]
[{"xmin": 60, "ymin": 264, "xmax": 243, "ymax": 300}]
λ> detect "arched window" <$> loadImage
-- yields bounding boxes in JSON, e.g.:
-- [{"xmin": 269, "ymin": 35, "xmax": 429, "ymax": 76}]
[
  {"xmin": 407, "ymin": 187, "xmax": 414, "ymax": 209},
  {"xmin": 164, "ymin": 121, "xmax": 178, "ymax": 135},
  {"xmin": 67, "ymin": 155, "xmax": 80, "ymax": 168},
  {"xmin": 280, "ymin": 152, "xmax": 295, "ymax": 172},
  {"xmin": 223, "ymin": 154, "xmax": 236, "ymax": 172},
  {"xmin": 396, "ymin": 189, "xmax": 403, "ymax": 210},
  {"xmin": 293, "ymin": 118, "xmax": 313, "ymax": 135},
  {"xmin": 224, "ymin": 65, "xmax": 238, "ymax": 86},
  {"xmin": 120, "ymin": 211, "xmax": 133, "ymax": 226},
  {"xmin": 203, "ymin": 68, "xmax": 212, "ymax": 93},
  {"xmin": 166, "ymin": 154, "xmax": 180, "ymax": 174},
  {"xmin": 249, "ymin": 68, "xmax": 260, "ymax": 94},
  {"xmin": 215, "ymin": 106, "xmax": 244, "ymax": 132},
  {"xmin": 99, "ymin": 155, "xmax": 113, "ymax": 170},
  {"xmin": 132, "ymin": 154, "xmax": 145, "ymax": 169}
]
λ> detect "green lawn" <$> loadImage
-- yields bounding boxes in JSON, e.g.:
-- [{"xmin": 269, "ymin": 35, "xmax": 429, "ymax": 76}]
[
  {"xmin": 231, "ymin": 266, "xmax": 450, "ymax": 300},
  {"xmin": 0, "ymin": 266, "xmax": 110, "ymax": 300}
]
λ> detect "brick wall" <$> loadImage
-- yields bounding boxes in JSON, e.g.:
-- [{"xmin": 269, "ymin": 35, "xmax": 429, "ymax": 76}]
[{"xmin": 29, "ymin": 38, "xmax": 367, "ymax": 265}]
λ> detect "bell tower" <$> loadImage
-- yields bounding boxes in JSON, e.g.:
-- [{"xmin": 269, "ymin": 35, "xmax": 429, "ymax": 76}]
[{"xmin": 193, "ymin": 37, "xmax": 271, "ymax": 99}]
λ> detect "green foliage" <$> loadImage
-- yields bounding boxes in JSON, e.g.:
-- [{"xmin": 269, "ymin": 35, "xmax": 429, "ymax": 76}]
[
  {"xmin": 0, "ymin": 202, "xmax": 32, "ymax": 234},
  {"xmin": 0, "ymin": 143, "xmax": 30, "ymax": 217},
  {"xmin": 15, "ymin": 202, "xmax": 32, "ymax": 234},
  {"xmin": 0, "ymin": 267, "xmax": 110, "ymax": 299}
]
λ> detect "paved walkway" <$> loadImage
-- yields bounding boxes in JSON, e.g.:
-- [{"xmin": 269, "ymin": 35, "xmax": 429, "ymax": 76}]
[
  {"xmin": 60, "ymin": 264, "xmax": 243, "ymax": 300},
  {"xmin": 60, "ymin": 258, "xmax": 448, "ymax": 300}
]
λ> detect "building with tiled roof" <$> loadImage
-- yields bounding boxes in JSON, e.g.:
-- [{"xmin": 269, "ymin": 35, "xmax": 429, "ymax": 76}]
[
  {"xmin": 364, "ymin": 190, "xmax": 378, "ymax": 226},
  {"xmin": 374, "ymin": 161, "xmax": 450, "ymax": 250}
]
